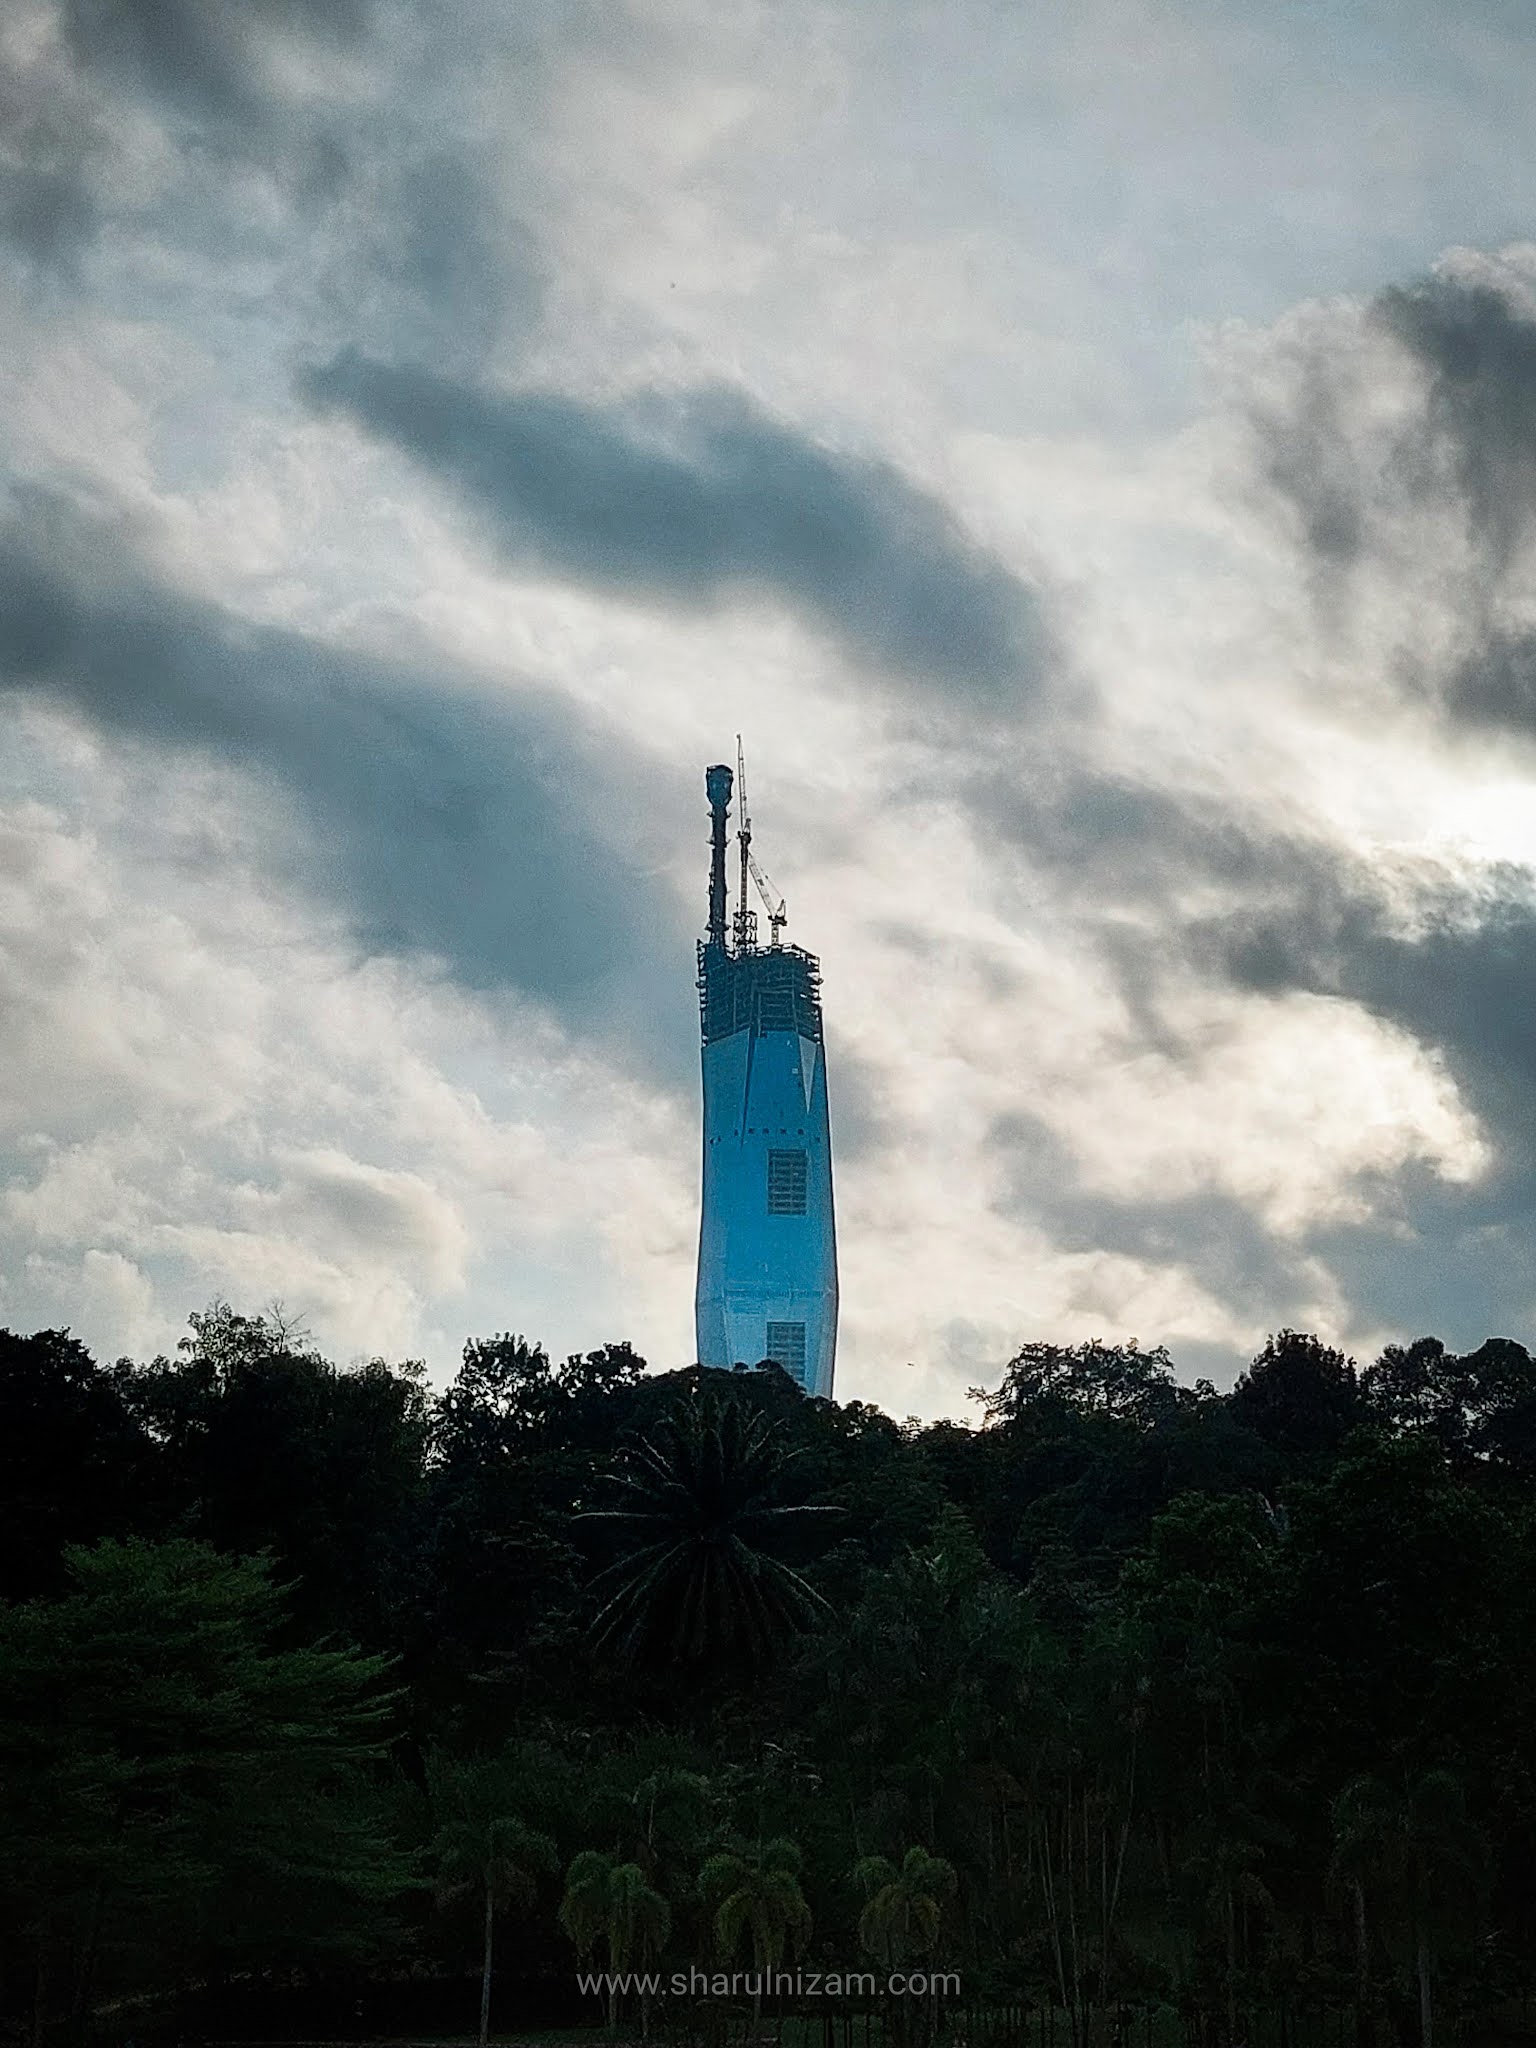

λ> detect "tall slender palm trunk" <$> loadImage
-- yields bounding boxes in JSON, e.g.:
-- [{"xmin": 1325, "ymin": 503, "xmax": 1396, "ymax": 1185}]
[
  {"xmin": 1416, "ymin": 1935, "xmax": 1432, "ymax": 2048},
  {"xmin": 1063, "ymin": 1784, "xmax": 1082, "ymax": 2048},
  {"xmin": 1352, "ymin": 1882, "xmax": 1371, "ymax": 2048},
  {"xmin": 480, "ymin": 1883, "xmax": 495, "ymax": 2048},
  {"xmin": 1040, "ymin": 1817, "xmax": 1072, "ymax": 2026},
  {"xmin": 70, "ymin": 1874, "xmax": 108, "ymax": 2037},
  {"xmin": 30, "ymin": 1933, "xmax": 49, "ymax": 2048}
]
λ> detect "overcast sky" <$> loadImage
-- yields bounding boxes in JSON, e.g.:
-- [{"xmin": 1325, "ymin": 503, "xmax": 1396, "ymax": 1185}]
[{"xmin": 10, "ymin": 0, "xmax": 1536, "ymax": 1413}]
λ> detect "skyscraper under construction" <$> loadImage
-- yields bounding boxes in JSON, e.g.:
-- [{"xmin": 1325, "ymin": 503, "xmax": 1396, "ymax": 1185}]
[{"xmin": 694, "ymin": 752, "xmax": 838, "ymax": 1397}]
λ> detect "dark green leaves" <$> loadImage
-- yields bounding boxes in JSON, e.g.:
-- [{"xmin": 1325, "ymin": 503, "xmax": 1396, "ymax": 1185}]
[{"xmin": 581, "ymin": 1395, "xmax": 839, "ymax": 1667}]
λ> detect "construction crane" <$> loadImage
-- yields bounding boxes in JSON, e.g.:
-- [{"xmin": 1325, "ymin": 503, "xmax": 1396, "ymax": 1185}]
[{"xmin": 734, "ymin": 737, "xmax": 788, "ymax": 950}]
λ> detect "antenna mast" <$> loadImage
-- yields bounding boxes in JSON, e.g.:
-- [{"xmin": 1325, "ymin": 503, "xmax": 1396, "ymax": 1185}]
[
  {"xmin": 733, "ymin": 737, "xmax": 789, "ymax": 949},
  {"xmin": 733, "ymin": 736, "xmax": 758, "ymax": 953}
]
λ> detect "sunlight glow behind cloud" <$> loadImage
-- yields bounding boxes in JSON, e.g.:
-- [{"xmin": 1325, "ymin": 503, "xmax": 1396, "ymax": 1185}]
[{"xmin": 9, "ymin": 0, "xmax": 1536, "ymax": 1408}]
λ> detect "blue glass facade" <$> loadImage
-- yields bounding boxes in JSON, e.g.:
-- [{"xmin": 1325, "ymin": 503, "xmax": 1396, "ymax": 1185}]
[{"xmin": 693, "ymin": 775, "xmax": 838, "ymax": 1397}]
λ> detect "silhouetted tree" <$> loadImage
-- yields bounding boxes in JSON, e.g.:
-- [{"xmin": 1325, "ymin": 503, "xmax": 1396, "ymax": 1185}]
[
  {"xmin": 0, "ymin": 1537, "xmax": 406, "ymax": 2038},
  {"xmin": 581, "ymin": 1395, "xmax": 838, "ymax": 1667},
  {"xmin": 1229, "ymin": 1329, "xmax": 1362, "ymax": 1470},
  {"xmin": 0, "ymin": 1328, "xmax": 152, "ymax": 1598},
  {"xmin": 5, "ymin": 1305, "xmax": 1536, "ymax": 2038}
]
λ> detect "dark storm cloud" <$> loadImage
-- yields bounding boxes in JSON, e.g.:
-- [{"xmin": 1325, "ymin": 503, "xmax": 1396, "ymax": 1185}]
[
  {"xmin": 297, "ymin": 352, "xmax": 1047, "ymax": 703},
  {"xmin": 318, "ymin": 155, "xmax": 545, "ymax": 377},
  {"xmin": 965, "ymin": 761, "xmax": 1289, "ymax": 903},
  {"xmin": 1223, "ymin": 258, "xmax": 1536, "ymax": 1154},
  {"xmin": 1248, "ymin": 352, "xmax": 1372, "ymax": 575},
  {"xmin": 942, "ymin": 760, "xmax": 1268, "ymax": 1055},
  {"xmin": 957, "ymin": 739, "xmax": 1536, "ymax": 1351},
  {"xmin": 959, "ymin": 756, "xmax": 1334, "ymax": 1042},
  {"xmin": 1250, "ymin": 263, "xmax": 1536, "ymax": 602},
  {"xmin": 1376, "ymin": 274, "xmax": 1536, "ymax": 574},
  {"xmin": 60, "ymin": 0, "xmax": 368, "ymax": 137},
  {"xmin": 0, "ymin": 23, "xmax": 108, "ymax": 279},
  {"xmin": 1192, "ymin": 864, "xmax": 1536, "ymax": 1199},
  {"xmin": 0, "ymin": 164, "xmax": 98, "ymax": 269},
  {"xmin": 989, "ymin": 1109, "xmax": 1316, "ymax": 1325},
  {"xmin": 0, "ymin": 493, "xmax": 695, "ymax": 1073},
  {"xmin": 1446, "ymin": 627, "xmax": 1536, "ymax": 736},
  {"xmin": 956, "ymin": 750, "xmax": 1536, "ymax": 1176},
  {"xmin": 998, "ymin": 749, "xmax": 1536, "ymax": 1199},
  {"xmin": 1302, "ymin": 1164, "xmax": 1527, "ymax": 1342},
  {"xmin": 11, "ymin": 0, "xmax": 537, "ymax": 378}
]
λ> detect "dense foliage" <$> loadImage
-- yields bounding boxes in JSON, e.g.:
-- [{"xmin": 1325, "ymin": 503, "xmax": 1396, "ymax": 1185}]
[{"xmin": 4, "ymin": 1310, "xmax": 1536, "ymax": 2044}]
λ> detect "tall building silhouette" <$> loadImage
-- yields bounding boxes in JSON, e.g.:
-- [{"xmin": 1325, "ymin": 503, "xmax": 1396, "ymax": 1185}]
[{"xmin": 694, "ymin": 754, "xmax": 837, "ymax": 1396}]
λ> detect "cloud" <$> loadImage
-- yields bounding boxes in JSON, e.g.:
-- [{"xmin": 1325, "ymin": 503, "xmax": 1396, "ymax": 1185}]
[
  {"xmin": 1247, "ymin": 346, "xmax": 1376, "ymax": 576},
  {"xmin": 246, "ymin": 1146, "xmax": 471, "ymax": 1292},
  {"xmin": 1448, "ymin": 626, "xmax": 1536, "ymax": 736},
  {"xmin": 59, "ymin": 0, "xmax": 369, "ymax": 139},
  {"xmin": 315, "ymin": 152, "xmax": 545, "ymax": 377},
  {"xmin": 975, "ymin": 746, "xmax": 1536, "ymax": 1212},
  {"xmin": 1240, "ymin": 250, "xmax": 1536, "ymax": 722},
  {"xmin": 931, "ymin": 732, "xmax": 1533, "ymax": 1356},
  {"xmin": 1376, "ymin": 268, "xmax": 1536, "ymax": 576},
  {"xmin": 0, "ymin": 5, "xmax": 111, "ymax": 279},
  {"xmin": 962, "ymin": 760, "xmax": 1297, "ymax": 910},
  {"xmin": 8, "ymin": 0, "xmax": 367, "ymax": 266},
  {"xmin": 22, "ymin": 0, "xmax": 1536, "ymax": 1401},
  {"xmin": 1203, "ymin": 249, "xmax": 1536, "ymax": 1198},
  {"xmin": 989, "ymin": 1109, "xmax": 1322, "ymax": 1324},
  {"xmin": 0, "ymin": 490, "xmax": 695, "ymax": 1068},
  {"xmin": 0, "ymin": 164, "xmax": 98, "ymax": 269},
  {"xmin": 1, "ymin": 0, "xmax": 545, "ymax": 380},
  {"xmin": 297, "ymin": 351, "xmax": 1049, "ymax": 705},
  {"xmin": 1196, "ymin": 868, "xmax": 1536, "ymax": 1182},
  {"xmin": 0, "ymin": 746, "xmax": 701, "ymax": 1373}
]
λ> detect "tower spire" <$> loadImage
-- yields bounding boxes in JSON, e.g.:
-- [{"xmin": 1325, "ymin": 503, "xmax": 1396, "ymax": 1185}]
[{"xmin": 704, "ymin": 762, "xmax": 733, "ymax": 950}]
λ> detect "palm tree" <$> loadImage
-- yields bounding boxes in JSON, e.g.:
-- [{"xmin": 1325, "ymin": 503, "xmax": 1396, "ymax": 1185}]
[
  {"xmin": 427, "ymin": 1751, "xmax": 558, "ymax": 2048},
  {"xmin": 851, "ymin": 1847, "xmax": 958, "ymax": 1966},
  {"xmin": 1193, "ymin": 1817, "xmax": 1276, "ymax": 2045},
  {"xmin": 633, "ymin": 1766, "xmax": 713, "ymax": 1885},
  {"xmin": 853, "ymin": 1847, "xmax": 958, "ymax": 2048},
  {"xmin": 560, "ymin": 1849, "xmax": 672, "ymax": 2034},
  {"xmin": 699, "ymin": 1836, "xmax": 812, "ymax": 2030},
  {"xmin": 581, "ymin": 1394, "xmax": 838, "ymax": 1666}
]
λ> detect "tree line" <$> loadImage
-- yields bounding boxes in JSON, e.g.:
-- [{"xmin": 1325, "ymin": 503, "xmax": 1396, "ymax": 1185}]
[{"xmin": 4, "ymin": 1305, "xmax": 1536, "ymax": 2046}]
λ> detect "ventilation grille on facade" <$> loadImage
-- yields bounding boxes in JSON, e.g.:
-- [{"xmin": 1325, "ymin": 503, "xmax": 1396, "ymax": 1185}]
[
  {"xmin": 765, "ymin": 1321, "xmax": 807, "ymax": 1382},
  {"xmin": 767, "ymin": 1148, "xmax": 808, "ymax": 1215}
]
